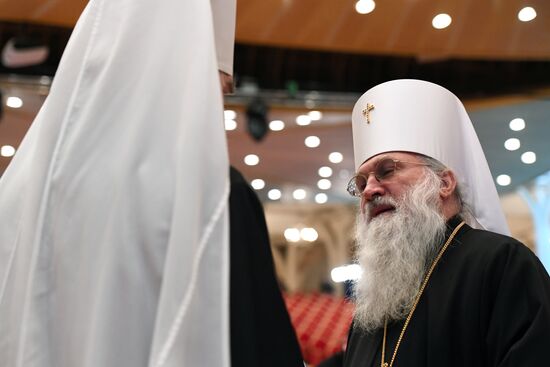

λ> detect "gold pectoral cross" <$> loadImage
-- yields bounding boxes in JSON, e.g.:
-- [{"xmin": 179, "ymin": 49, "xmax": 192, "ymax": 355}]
[{"xmin": 362, "ymin": 103, "xmax": 375, "ymax": 124}]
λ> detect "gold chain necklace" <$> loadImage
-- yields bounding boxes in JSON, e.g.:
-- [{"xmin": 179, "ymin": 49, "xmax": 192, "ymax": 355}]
[{"xmin": 381, "ymin": 221, "xmax": 465, "ymax": 367}]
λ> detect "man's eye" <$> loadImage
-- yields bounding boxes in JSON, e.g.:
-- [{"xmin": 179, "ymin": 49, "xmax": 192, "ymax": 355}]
[
  {"xmin": 355, "ymin": 176, "xmax": 367, "ymax": 191},
  {"xmin": 376, "ymin": 161, "xmax": 395, "ymax": 178}
]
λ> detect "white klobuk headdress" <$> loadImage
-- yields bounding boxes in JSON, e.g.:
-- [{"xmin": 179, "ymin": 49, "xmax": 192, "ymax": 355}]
[{"xmin": 351, "ymin": 79, "xmax": 510, "ymax": 236}]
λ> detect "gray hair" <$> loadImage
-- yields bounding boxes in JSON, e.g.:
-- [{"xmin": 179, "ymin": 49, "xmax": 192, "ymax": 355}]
[{"xmin": 418, "ymin": 155, "xmax": 479, "ymax": 228}]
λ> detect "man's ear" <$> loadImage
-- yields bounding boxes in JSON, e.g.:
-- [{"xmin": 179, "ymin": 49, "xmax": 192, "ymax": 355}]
[{"xmin": 439, "ymin": 169, "xmax": 457, "ymax": 199}]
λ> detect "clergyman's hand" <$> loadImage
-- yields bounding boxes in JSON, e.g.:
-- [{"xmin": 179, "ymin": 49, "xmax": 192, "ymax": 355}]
[{"xmin": 219, "ymin": 71, "xmax": 234, "ymax": 95}]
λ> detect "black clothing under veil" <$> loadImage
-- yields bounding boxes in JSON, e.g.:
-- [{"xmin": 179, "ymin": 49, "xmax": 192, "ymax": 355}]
[
  {"xmin": 344, "ymin": 217, "xmax": 550, "ymax": 367},
  {"xmin": 229, "ymin": 167, "xmax": 303, "ymax": 367}
]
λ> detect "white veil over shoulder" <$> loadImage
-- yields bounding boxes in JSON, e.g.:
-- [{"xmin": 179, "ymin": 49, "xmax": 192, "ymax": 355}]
[{"xmin": 0, "ymin": 0, "xmax": 232, "ymax": 366}]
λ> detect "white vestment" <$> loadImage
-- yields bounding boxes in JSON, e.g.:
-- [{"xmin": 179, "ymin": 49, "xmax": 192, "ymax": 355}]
[{"xmin": 0, "ymin": 0, "xmax": 232, "ymax": 366}]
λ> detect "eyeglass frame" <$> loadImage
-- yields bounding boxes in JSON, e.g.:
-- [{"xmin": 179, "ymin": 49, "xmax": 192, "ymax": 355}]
[{"xmin": 346, "ymin": 158, "xmax": 430, "ymax": 197}]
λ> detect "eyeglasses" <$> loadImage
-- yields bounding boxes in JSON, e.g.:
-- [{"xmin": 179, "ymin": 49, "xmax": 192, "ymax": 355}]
[{"xmin": 346, "ymin": 158, "xmax": 430, "ymax": 197}]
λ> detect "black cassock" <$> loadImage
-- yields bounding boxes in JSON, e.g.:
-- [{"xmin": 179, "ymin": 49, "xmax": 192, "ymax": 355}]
[
  {"xmin": 344, "ymin": 217, "xmax": 550, "ymax": 367},
  {"xmin": 229, "ymin": 167, "xmax": 303, "ymax": 367}
]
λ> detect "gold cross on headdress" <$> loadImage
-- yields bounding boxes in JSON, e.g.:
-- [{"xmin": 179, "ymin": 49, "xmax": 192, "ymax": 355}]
[{"xmin": 362, "ymin": 103, "xmax": 375, "ymax": 124}]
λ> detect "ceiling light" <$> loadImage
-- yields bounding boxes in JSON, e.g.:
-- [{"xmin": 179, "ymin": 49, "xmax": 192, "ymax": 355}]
[
  {"xmin": 518, "ymin": 7, "xmax": 536, "ymax": 22},
  {"xmin": 329, "ymin": 152, "xmax": 343, "ymax": 164},
  {"xmin": 432, "ymin": 13, "xmax": 452, "ymax": 29},
  {"xmin": 308, "ymin": 110, "xmax": 322, "ymax": 120},
  {"xmin": 331, "ymin": 264, "xmax": 362, "ymax": 283},
  {"xmin": 0, "ymin": 145, "xmax": 16, "ymax": 157},
  {"xmin": 6, "ymin": 96, "xmax": 23, "ymax": 108},
  {"xmin": 251, "ymin": 179, "xmax": 265, "ymax": 190},
  {"xmin": 315, "ymin": 193, "xmax": 328, "ymax": 204},
  {"xmin": 305, "ymin": 136, "xmax": 321, "ymax": 148},
  {"xmin": 293, "ymin": 189, "xmax": 307, "ymax": 200},
  {"xmin": 1, "ymin": 37, "xmax": 49, "ymax": 68},
  {"xmin": 317, "ymin": 179, "xmax": 332, "ymax": 190},
  {"xmin": 296, "ymin": 115, "xmax": 312, "ymax": 126},
  {"xmin": 224, "ymin": 119, "xmax": 237, "ymax": 131},
  {"xmin": 521, "ymin": 151, "xmax": 536, "ymax": 164},
  {"xmin": 39, "ymin": 76, "xmax": 51, "ymax": 85},
  {"xmin": 268, "ymin": 189, "xmax": 282, "ymax": 200},
  {"xmin": 269, "ymin": 120, "xmax": 285, "ymax": 131},
  {"xmin": 224, "ymin": 110, "xmax": 236, "ymax": 120},
  {"xmin": 244, "ymin": 154, "xmax": 260, "ymax": 166},
  {"xmin": 509, "ymin": 118, "xmax": 525, "ymax": 131},
  {"xmin": 284, "ymin": 228, "xmax": 301, "ymax": 243},
  {"xmin": 300, "ymin": 228, "xmax": 319, "ymax": 242},
  {"xmin": 355, "ymin": 0, "xmax": 375, "ymax": 15},
  {"xmin": 496, "ymin": 175, "xmax": 511, "ymax": 187},
  {"xmin": 318, "ymin": 166, "xmax": 333, "ymax": 178},
  {"xmin": 504, "ymin": 138, "xmax": 520, "ymax": 151}
]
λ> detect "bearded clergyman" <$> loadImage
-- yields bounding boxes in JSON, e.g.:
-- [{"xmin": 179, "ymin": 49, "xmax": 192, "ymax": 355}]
[{"xmin": 343, "ymin": 79, "xmax": 550, "ymax": 367}]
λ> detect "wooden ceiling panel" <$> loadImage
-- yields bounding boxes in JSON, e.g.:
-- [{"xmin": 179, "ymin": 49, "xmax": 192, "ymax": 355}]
[
  {"xmin": 391, "ymin": 1, "xmax": 441, "ymax": 56},
  {"xmin": 1, "ymin": 0, "xmax": 548, "ymax": 59},
  {"xmin": 0, "ymin": 0, "xmax": 87, "ymax": 27},
  {"xmin": 235, "ymin": 0, "xmax": 550, "ymax": 60},
  {"xmin": 292, "ymin": 1, "xmax": 346, "ymax": 47}
]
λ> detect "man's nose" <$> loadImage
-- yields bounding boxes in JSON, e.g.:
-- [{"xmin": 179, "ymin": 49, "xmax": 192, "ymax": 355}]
[{"xmin": 362, "ymin": 174, "xmax": 385, "ymax": 202}]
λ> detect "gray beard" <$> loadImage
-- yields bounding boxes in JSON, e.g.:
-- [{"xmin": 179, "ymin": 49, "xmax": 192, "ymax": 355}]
[{"xmin": 353, "ymin": 170, "xmax": 447, "ymax": 333}]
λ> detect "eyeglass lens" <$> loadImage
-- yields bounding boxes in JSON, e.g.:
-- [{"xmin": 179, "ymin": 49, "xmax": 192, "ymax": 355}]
[{"xmin": 349, "ymin": 158, "xmax": 397, "ymax": 195}]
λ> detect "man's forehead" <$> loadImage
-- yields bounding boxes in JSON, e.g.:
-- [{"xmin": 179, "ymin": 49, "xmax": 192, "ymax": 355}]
[{"xmin": 359, "ymin": 151, "xmax": 421, "ymax": 171}]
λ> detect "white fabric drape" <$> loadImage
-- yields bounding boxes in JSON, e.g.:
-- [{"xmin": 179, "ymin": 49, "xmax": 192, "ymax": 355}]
[{"xmin": 0, "ymin": 0, "xmax": 230, "ymax": 366}]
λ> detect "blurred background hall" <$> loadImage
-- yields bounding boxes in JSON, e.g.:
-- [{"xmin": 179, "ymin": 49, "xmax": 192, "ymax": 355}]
[{"xmin": 1, "ymin": 1, "xmax": 550, "ymax": 365}]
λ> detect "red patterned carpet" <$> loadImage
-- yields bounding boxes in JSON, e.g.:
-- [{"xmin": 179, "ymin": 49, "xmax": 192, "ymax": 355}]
[{"xmin": 284, "ymin": 293, "xmax": 354, "ymax": 366}]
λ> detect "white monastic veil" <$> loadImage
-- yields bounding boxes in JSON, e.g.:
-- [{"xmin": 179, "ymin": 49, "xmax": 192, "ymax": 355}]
[{"xmin": 0, "ymin": 0, "xmax": 232, "ymax": 366}]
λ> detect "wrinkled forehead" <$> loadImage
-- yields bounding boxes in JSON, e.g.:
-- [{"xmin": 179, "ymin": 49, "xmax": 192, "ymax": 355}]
[{"xmin": 358, "ymin": 151, "xmax": 424, "ymax": 172}]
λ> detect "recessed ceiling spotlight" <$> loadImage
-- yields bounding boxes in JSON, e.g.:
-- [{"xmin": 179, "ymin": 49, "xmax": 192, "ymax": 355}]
[
  {"xmin": 496, "ymin": 175, "xmax": 511, "ymax": 187},
  {"xmin": 269, "ymin": 120, "xmax": 285, "ymax": 131},
  {"xmin": 251, "ymin": 179, "xmax": 265, "ymax": 190},
  {"xmin": 224, "ymin": 119, "xmax": 237, "ymax": 131},
  {"xmin": 504, "ymin": 138, "xmax": 520, "ymax": 151},
  {"xmin": 284, "ymin": 228, "xmax": 301, "ymax": 243},
  {"xmin": 317, "ymin": 179, "xmax": 332, "ymax": 190},
  {"xmin": 509, "ymin": 118, "xmax": 525, "ymax": 131},
  {"xmin": 305, "ymin": 136, "xmax": 321, "ymax": 148},
  {"xmin": 518, "ymin": 7, "xmax": 537, "ymax": 22},
  {"xmin": 39, "ymin": 76, "xmax": 51, "ymax": 85},
  {"xmin": 224, "ymin": 110, "xmax": 236, "ymax": 120},
  {"xmin": 308, "ymin": 110, "xmax": 323, "ymax": 121},
  {"xmin": 329, "ymin": 152, "xmax": 343, "ymax": 164},
  {"xmin": 293, "ymin": 189, "xmax": 307, "ymax": 200},
  {"xmin": 432, "ymin": 13, "xmax": 452, "ymax": 29},
  {"xmin": 318, "ymin": 166, "xmax": 333, "ymax": 178},
  {"xmin": 355, "ymin": 0, "xmax": 375, "ymax": 15},
  {"xmin": 268, "ymin": 189, "xmax": 282, "ymax": 200},
  {"xmin": 244, "ymin": 154, "xmax": 260, "ymax": 166},
  {"xmin": 0, "ymin": 145, "xmax": 16, "ymax": 157},
  {"xmin": 300, "ymin": 228, "xmax": 319, "ymax": 242},
  {"xmin": 6, "ymin": 96, "xmax": 23, "ymax": 109},
  {"xmin": 521, "ymin": 151, "xmax": 536, "ymax": 164},
  {"xmin": 296, "ymin": 115, "xmax": 312, "ymax": 126},
  {"xmin": 315, "ymin": 193, "xmax": 328, "ymax": 204}
]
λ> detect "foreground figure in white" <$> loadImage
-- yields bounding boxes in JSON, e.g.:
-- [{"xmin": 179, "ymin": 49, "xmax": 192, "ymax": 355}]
[{"xmin": 0, "ymin": 0, "xmax": 235, "ymax": 366}]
